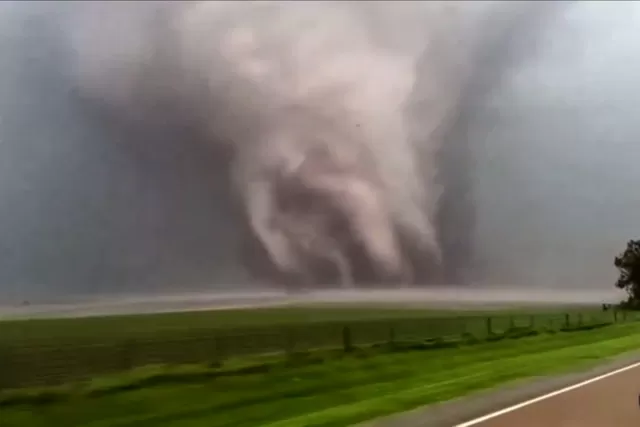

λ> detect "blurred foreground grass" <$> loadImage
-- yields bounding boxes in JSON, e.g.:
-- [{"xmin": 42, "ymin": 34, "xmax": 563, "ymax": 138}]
[{"xmin": 2, "ymin": 321, "xmax": 640, "ymax": 427}]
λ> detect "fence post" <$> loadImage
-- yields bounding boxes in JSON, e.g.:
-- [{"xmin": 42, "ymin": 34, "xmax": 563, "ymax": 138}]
[
  {"xmin": 285, "ymin": 328, "xmax": 295, "ymax": 356},
  {"xmin": 0, "ymin": 345, "xmax": 6, "ymax": 391},
  {"xmin": 388, "ymin": 324, "xmax": 396, "ymax": 345},
  {"xmin": 564, "ymin": 313, "xmax": 570, "ymax": 328},
  {"xmin": 509, "ymin": 316, "xmax": 515, "ymax": 330},
  {"xmin": 342, "ymin": 325, "xmax": 353, "ymax": 352},
  {"xmin": 529, "ymin": 315, "xmax": 535, "ymax": 329},
  {"xmin": 486, "ymin": 317, "xmax": 493, "ymax": 336},
  {"xmin": 577, "ymin": 313, "xmax": 583, "ymax": 326},
  {"xmin": 120, "ymin": 339, "xmax": 134, "ymax": 370},
  {"xmin": 461, "ymin": 317, "xmax": 470, "ymax": 337},
  {"xmin": 208, "ymin": 335, "xmax": 218, "ymax": 363},
  {"xmin": 216, "ymin": 336, "xmax": 226, "ymax": 362}
]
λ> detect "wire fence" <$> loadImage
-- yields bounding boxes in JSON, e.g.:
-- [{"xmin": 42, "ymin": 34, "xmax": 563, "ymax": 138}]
[{"xmin": 0, "ymin": 309, "xmax": 637, "ymax": 390}]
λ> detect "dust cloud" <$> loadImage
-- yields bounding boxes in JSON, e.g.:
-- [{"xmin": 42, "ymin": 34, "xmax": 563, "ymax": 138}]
[{"xmin": 0, "ymin": 1, "xmax": 634, "ymax": 305}]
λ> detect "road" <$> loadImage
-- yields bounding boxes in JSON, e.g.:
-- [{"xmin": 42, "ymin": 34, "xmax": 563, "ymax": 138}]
[
  {"xmin": 365, "ymin": 354, "xmax": 640, "ymax": 427},
  {"xmin": 457, "ymin": 362, "xmax": 640, "ymax": 427}
]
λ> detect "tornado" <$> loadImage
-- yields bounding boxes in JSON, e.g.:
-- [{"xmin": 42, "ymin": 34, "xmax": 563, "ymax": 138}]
[{"xmin": 0, "ymin": 1, "xmax": 560, "ymax": 292}]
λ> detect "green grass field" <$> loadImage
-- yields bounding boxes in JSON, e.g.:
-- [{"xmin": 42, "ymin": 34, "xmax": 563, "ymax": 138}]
[
  {"xmin": 0, "ymin": 305, "xmax": 622, "ymax": 389},
  {"xmin": 2, "ymin": 321, "xmax": 640, "ymax": 427}
]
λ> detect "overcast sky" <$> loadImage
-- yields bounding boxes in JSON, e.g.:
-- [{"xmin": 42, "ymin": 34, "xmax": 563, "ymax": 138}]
[
  {"xmin": 471, "ymin": 1, "xmax": 640, "ymax": 287},
  {"xmin": 0, "ymin": 1, "xmax": 638, "ymax": 300}
]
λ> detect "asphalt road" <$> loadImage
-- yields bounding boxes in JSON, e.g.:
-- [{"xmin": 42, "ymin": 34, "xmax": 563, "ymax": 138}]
[{"xmin": 459, "ymin": 361, "xmax": 640, "ymax": 427}]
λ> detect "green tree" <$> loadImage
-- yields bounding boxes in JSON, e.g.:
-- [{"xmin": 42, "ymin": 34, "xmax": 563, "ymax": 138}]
[{"xmin": 614, "ymin": 239, "xmax": 640, "ymax": 309}]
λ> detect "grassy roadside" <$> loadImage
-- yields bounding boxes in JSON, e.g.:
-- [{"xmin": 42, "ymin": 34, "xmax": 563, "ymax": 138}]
[{"xmin": 2, "ymin": 322, "xmax": 640, "ymax": 427}]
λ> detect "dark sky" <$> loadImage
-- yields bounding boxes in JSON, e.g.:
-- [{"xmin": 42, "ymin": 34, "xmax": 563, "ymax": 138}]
[{"xmin": 0, "ymin": 4, "xmax": 250, "ymax": 299}]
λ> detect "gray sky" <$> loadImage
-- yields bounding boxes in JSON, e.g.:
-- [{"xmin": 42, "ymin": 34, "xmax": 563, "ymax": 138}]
[
  {"xmin": 472, "ymin": 1, "xmax": 640, "ymax": 287},
  {"xmin": 0, "ymin": 1, "xmax": 638, "ymax": 299}
]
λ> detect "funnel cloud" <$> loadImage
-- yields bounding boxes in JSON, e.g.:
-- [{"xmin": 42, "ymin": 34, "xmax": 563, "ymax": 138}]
[
  {"xmin": 64, "ymin": 1, "xmax": 472, "ymax": 288},
  {"xmin": 0, "ymin": 1, "xmax": 634, "ymax": 300}
]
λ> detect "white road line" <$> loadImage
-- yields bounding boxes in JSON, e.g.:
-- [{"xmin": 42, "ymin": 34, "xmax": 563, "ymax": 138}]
[{"xmin": 455, "ymin": 360, "xmax": 640, "ymax": 427}]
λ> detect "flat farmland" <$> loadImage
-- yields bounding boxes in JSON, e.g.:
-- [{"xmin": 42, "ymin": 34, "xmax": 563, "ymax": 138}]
[{"xmin": 0, "ymin": 303, "xmax": 627, "ymax": 389}]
